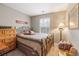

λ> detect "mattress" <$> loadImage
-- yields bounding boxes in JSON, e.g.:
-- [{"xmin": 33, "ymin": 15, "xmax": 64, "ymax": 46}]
[{"xmin": 17, "ymin": 33, "xmax": 48, "ymax": 42}]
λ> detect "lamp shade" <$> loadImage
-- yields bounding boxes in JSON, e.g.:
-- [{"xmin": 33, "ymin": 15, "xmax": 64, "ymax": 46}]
[
  {"xmin": 70, "ymin": 22, "xmax": 75, "ymax": 27},
  {"xmin": 58, "ymin": 23, "xmax": 65, "ymax": 29}
]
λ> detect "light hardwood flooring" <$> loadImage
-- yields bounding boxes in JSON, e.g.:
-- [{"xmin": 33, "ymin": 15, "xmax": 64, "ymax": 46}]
[{"xmin": 47, "ymin": 43, "xmax": 59, "ymax": 56}]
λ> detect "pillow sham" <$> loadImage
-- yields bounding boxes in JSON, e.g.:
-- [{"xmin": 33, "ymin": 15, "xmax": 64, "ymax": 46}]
[{"xmin": 23, "ymin": 30, "xmax": 35, "ymax": 35}]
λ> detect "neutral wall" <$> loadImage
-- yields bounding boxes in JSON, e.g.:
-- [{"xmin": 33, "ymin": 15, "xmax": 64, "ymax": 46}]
[
  {"xmin": 0, "ymin": 4, "xmax": 31, "ymax": 29},
  {"xmin": 31, "ymin": 16, "xmax": 40, "ymax": 32}
]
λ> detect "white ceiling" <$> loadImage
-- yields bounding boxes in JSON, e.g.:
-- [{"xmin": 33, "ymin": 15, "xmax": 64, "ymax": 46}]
[{"xmin": 3, "ymin": 3, "xmax": 68, "ymax": 16}]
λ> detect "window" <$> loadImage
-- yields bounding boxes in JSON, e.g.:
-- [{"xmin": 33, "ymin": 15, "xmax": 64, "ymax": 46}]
[{"xmin": 40, "ymin": 17, "xmax": 50, "ymax": 33}]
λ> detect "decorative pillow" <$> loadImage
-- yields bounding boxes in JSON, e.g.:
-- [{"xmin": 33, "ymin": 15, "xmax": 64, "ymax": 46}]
[
  {"xmin": 58, "ymin": 41, "xmax": 72, "ymax": 51},
  {"xmin": 30, "ymin": 30, "xmax": 35, "ymax": 35},
  {"xmin": 23, "ymin": 30, "xmax": 35, "ymax": 35},
  {"xmin": 23, "ymin": 30, "xmax": 29, "ymax": 35},
  {"xmin": 68, "ymin": 47, "xmax": 78, "ymax": 56}
]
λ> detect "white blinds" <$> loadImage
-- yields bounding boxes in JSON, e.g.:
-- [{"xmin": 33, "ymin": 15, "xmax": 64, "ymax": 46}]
[{"xmin": 40, "ymin": 17, "xmax": 50, "ymax": 33}]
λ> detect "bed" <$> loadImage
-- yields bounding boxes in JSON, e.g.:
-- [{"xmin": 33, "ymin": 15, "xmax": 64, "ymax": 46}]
[{"xmin": 16, "ymin": 32, "xmax": 54, "ymax": 56}]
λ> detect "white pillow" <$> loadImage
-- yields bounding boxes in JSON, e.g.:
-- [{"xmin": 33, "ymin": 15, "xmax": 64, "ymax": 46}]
[{"xmin": 31, "ymin": 30, "xmax": 35, "ymax": 35}]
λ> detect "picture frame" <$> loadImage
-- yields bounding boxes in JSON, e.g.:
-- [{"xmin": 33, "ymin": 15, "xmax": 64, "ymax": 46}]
[{"xmin": 68, "ymin": 4, "xmax": 79, "ymax": 29}]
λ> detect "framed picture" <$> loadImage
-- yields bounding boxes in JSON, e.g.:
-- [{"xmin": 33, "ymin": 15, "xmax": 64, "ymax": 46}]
[
  {"xmin": 68, "ymin": 4, "xmax": 79, "ymax": 29},
  {"xmin": 16, "ymin": 20, "xmax": 28, "ymax": 24}
]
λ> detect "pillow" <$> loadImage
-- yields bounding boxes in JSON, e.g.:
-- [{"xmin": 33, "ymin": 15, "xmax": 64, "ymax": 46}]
[
  {"xmin": 23, "ymin": 30, "xmax": 35, "ymax": 35},
  {"xmin": 23, "ymin": 30, "xmax": 29, "ymax": 35},
  {"xmin": 58, "ymin": 40, "xmax": 72, "ymax": 51},
  {"xmin": 68, "ymin": 47, "xmax": 78, "ymax": 56},
  {"xmin": 30, "ymin": 30, "xmax": 35, "ymax": 35}
]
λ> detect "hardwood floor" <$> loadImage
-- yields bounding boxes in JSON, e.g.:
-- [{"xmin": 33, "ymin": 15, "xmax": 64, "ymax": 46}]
[
  {"xmin": 47, "ymin": 43, "xmax": 59, "ymax": 56},
  {"xmin": 3, "ymin": 49, "xmax": 25, "ymax": 56}
]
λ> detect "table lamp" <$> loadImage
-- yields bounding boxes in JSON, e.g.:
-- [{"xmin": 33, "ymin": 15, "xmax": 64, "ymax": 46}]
[{"xmin": 58, "ymin": 23, "xmax": 65, "ymax": 41}]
